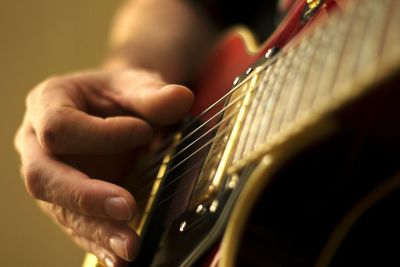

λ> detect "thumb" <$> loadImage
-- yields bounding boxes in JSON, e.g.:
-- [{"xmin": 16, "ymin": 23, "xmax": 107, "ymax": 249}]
[{"xmin": 111, "ymin": 70, "xmax": 194, "ymax": 125}]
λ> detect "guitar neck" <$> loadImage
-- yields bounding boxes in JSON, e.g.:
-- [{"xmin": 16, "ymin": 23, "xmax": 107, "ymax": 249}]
[{"xmin": 226, "ymin": 0, "xmax": 400, "ymax": 173}]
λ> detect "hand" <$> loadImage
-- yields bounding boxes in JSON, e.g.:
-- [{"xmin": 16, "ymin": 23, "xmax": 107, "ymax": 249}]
[{"xmin": 14, "ymin": 69, "xmax": 194, "ymax": 266}]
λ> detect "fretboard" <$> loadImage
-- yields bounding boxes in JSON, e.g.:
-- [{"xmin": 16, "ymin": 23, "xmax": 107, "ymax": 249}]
[{"xmin": 224, "ymin": 0, "xmax": 400, "ymax": 173}]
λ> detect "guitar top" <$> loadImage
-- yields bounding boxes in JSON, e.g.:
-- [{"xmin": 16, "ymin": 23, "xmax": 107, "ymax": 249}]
[{"xmin": 84, "ymin": 0, "xmax": 400, "ymax": 266}]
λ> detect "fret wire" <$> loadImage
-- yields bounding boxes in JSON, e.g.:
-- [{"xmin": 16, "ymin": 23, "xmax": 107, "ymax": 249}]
[
  {"xmin": 353, "ymin": 0, "xmax": 390, "ymax": 82},
  {"xmin": 242, "ymin": 67, "xmax": 274, "ymax": 155},
  {"xmin": 241, "ymin": 67, "xmax": 280, "ymax": 158},
  {"xmin": 310, "ymin": 18, "xmax": 350, "ymax": 112},
  {"xmin": 264, "ymin": 46, "xmax": 302, "ymax": 142},
  {"xmin": 273, "ymin": 41, "xmax": 309, "ymax": 133},
  {"xmin": 242, "ymin": 49, "xmax": 292, "ymax": 157},
  {"xmin": 232, "ymin": 69, "xmax": 268, "ymax": 162},
  {"xmin": 291, "ymin": 4, "xmax": 352, "ymax": 120},
  {"xmin": 294, "ymin": 27, "xmax": 333, "ymax": 117},
  {"xmin": 329, "ymin": 0, "xmax": 365, "ymax": 100},
  {"xmin": 246, "ymin": 68, "xmax": 276, "ymax": 155},
  {"xmin": 253, "ymin": 56, "xmax": 286, "ymax": 150},
  {"xmin": 281, "ymin": 33, "xmax": 319, "ymax": 126},
  {"xmin": 257, "ymin": 49, "xmax": 296, "ymax": 147}
]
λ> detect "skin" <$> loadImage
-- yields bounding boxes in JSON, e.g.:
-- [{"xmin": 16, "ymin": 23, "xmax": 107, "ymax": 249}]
[{"xmin": 14, "ymin": 0, "xmax": 218, "ymax": 266}]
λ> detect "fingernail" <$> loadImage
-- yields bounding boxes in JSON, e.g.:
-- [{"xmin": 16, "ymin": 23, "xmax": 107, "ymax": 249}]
[
  {"xmin": 104, "ymin": 256, "xmax": 114, "ymax": 267},
  {"xmin": 104, "ymin": 197, "xmax": 132, "ymax": 221},
  {"xmin": 162, "ymin": 84, "xmax": 188, "ymax": 91},
  {"xmin": 110, "ymin": 235, "xmax": 129, "ymax": 261}
]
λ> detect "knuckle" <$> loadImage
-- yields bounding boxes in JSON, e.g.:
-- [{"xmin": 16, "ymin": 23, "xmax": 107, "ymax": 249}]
[
  {"xmin": 52, "ymin": 205, "xmax": 70, "ymax": 227},
  {"xmin": 74, "ymin": 188, "xmax": 87, "ymax": 214},
  {"xmin": 22, "ymin": 163, "xmax": 47, "ymax": 199},
  {"xmin": 69, "ymin": 183, "xmax": 89, "ymax": 214},
  {"xmin": 87, "ymin": 221, "xmax": 110, "ymax": 246},
  {"xmin": 38, "ymin": 108, "xmax": 64, "ymax": 152},
  {"xmin": 69, "ymin": 179, "xmax": 92, "ymax": 214}
]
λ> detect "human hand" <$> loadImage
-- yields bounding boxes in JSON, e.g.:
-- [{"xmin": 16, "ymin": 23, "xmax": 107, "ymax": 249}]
[{"xmin": 14, "ymin": 69, "xmax": 194, "ymax": 266}]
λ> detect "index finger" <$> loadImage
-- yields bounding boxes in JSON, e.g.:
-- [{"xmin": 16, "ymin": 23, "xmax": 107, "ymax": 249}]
[{"xmin": 27, "ymin": 77, "xmax": 153, "ymax": 154}]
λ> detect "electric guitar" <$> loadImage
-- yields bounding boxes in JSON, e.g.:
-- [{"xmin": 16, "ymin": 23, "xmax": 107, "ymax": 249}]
[{"xmin": 84, "ymin": 0, "xmax": 400, "ymax": 266}]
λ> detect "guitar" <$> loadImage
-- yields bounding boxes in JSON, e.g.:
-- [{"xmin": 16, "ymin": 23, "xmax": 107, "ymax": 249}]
[{"xmin": 84, "ymin": 0, "xmax": 400, "ymax": 266}]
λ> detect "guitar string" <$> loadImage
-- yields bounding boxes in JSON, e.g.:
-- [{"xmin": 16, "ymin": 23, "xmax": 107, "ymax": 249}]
[
  {"xmin": 135, "ymin": 155, "xmax": 206, "ymax": 200},
  {"xmin": 134, "ymin": 111, "xmax": 238, "ymax": 192},
  {"xmin": 171, "ymin": 93, "xmax": 243, "ymax": 150},
  {"xmin": 170, "ymin": 110, "xmax": 238, "ymax": 161},
  {"xmin": 135, "ymin": 124, "xmax": 235, "ymax": 198}
]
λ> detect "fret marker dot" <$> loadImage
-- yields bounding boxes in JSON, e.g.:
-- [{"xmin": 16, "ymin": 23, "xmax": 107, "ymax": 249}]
[
  {"xmin": 265, "ymin": 48, "xmax": 273, "ymax": 58},
  {"xmin": 179, "ymin": 221, "xmax": 187, "ymax": 232},
  {"xmin": 233, "ymin": 77, "xmax": 240, "ymax": 85}
]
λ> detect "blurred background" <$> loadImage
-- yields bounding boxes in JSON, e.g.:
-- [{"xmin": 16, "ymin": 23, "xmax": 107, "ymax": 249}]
[{"xmin": 0, "ymin": 1, "xmax": 122, "ymax": 266}]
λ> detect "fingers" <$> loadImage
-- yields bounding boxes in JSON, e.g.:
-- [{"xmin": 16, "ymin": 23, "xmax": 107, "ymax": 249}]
[
  {"xmin": 27, "ymin": 77, "xmax": 153, "ymax": 154},
  {"xmin": 116, "ymin": 83, "xmax": 194, "ymax": 125},
  {"xmin": 19, "ymin": 126, "xmax": 136, "ymax": 221},
  {"xmin": 38, "ymin": 201, "xmax": 139, "ymax": 266}
]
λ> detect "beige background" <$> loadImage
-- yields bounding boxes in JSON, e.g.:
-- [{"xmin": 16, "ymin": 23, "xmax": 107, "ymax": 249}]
[{"xmin": 0, "ymin": 1, "xmax": 122, "ymax": 266}]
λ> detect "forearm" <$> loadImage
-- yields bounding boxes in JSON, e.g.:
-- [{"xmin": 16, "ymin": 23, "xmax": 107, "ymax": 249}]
[{"xmin": 103, "ymin": 0, "xmax": 218, "ymax": 83}]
